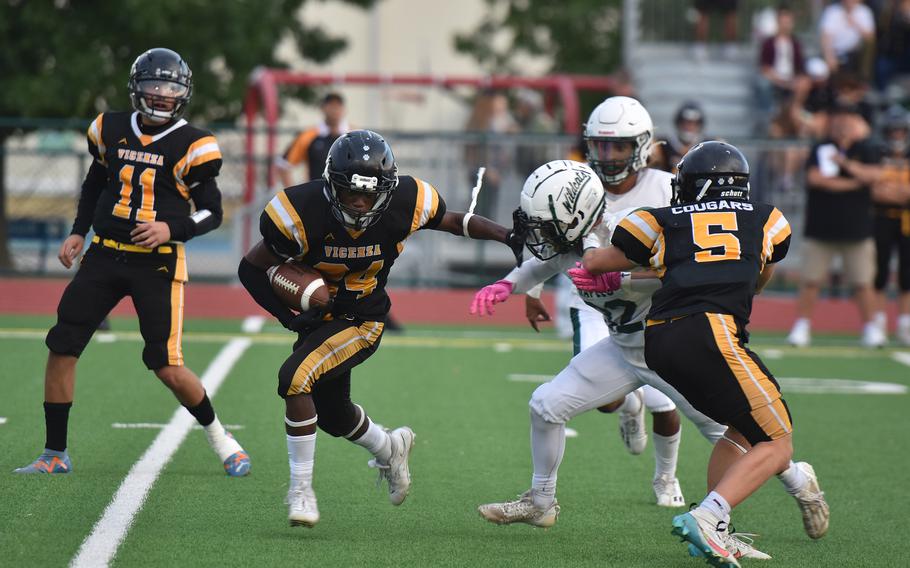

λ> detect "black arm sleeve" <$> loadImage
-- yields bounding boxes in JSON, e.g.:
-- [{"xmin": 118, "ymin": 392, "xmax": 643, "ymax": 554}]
[
  {"xmin": 71, "ymin": 160, "xmax": 107, "ymax": 236},
  {"xmin": 238, "ymin": 258, "xmax": 295, "ymax": 327},
  {"xmin": 166, "ymin": 177, "xmax": 224, "ymax": 242}
]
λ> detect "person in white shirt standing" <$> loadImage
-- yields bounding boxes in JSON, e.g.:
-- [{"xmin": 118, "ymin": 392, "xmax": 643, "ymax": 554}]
[{"xmin": 820, "ymin": 0, "xmax": 876, "ymax": 79}]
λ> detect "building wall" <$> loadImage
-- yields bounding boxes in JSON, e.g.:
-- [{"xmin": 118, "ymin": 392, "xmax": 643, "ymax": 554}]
[{"xmin": 274, "ymin": 0, "xmax": 551, "ymax": 133}]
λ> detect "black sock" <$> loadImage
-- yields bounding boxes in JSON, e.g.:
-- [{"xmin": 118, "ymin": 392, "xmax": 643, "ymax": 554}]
[
  {"xmin": 184, "ymin": 393, "xmax": 215, "ymax": 427},
  {"xmin": 44, "ymin": 401, "xmax": 72, "ymax": 452}
]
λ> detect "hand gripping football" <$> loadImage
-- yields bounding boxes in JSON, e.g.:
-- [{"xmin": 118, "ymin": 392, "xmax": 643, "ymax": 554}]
[{"xmin": 267, "ymin": 262, "xmax": 332, "ymax": 312}]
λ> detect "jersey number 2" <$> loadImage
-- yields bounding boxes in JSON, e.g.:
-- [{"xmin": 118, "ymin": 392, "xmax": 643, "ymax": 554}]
[
  {"xmin": 691, "ymin": 212, "xmax": 741, "ymax": 263},
  {"xmin": 314, "ymin": 260, "xmax": 384, "ymax": 299},
  {"xmin": 113, "ymin": 165, "xmax": 157, "ymax": 222}
]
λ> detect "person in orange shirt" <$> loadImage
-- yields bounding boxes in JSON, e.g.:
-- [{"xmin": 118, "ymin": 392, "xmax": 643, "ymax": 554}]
[{"xmin": 274, "ymin": 93, "xmax": 349, "ymax": 187}]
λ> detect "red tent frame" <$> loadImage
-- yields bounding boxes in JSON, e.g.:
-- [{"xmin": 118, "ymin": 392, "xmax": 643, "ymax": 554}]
[{"xmin": 242, "ymin": 69, "xmax": 618, "ymax": 205}]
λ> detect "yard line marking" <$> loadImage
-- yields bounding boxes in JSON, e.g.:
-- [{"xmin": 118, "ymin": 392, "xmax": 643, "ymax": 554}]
[
  {"xmin": 509, "ymin": 374, "xmax": 907, "ymax": 395},
  {"xmin": 508, "ymin": 374, "xmax": 551, "ymax": 383},
  {"xmin": 111, "ymin": 423, "xmax": 245, "ymax": 430},
  {"xmin": 760, "ymin": 348, "xmax": 783, "ymax": 359},
  {"xmin": 778, "ymin": 377, "xmax": 907, "ymax": 395},
  {"xmin": 241, "ymin": 315, "xmax": 266, "ymax": 333},
  {"xmin": 0, "ymin": 417, "xmax": 7, "ymax": 425},
  {"xmin": 70, "ymin": 337, "xmax": 252, "ymax": 568},
  {"xmin": 892, "ymin": 352, "xmax": 910, "ymax": 368},
  {"xmin": 565, "ymin": 427, "xmax": 579, "ymax": 438}
]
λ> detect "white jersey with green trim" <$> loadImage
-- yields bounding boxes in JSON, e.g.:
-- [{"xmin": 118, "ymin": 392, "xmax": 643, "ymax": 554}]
[
  {"xmin": 504, "ymin": 207, "xmax": 662, "ymax": 349},
  {"xmin": 565, "ymin": 167, "xmax": 672, "ymax": 312}
]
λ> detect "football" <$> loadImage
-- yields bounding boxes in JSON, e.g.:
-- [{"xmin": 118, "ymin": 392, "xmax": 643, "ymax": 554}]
[{"xmin": 266, "ymin": 262, "xmax": 332, "ymax": 312}]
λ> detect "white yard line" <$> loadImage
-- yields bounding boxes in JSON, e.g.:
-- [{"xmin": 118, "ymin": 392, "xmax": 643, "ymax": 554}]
[
  {"xmin": 892, "ymin": 351, "xmax": 910, "ymax": 368},
  {"xmin": 241, "ymin": 315, "xmax": 267, "ymax": 333},
  {"xmin": 69, "ymin": 337, "xmax": 252, "ymax": 568},
  {"xmin": 111, "ymin": 423, "xmax": 245, "ymax": 430},
  {"xmin": 0, "ymin": 417, "xmax": 7, "ymax": 425}
]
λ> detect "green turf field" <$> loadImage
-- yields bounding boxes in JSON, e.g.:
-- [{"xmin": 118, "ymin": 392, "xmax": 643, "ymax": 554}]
[{"xmin": 1, "ymin": 314, "xmax": 907, "ymax": 567}]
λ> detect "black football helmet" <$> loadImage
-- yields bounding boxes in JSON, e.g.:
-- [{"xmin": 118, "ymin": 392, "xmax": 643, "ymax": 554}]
[
  {"xmin": 882, "ymin": 105, "xmax": 910, "ymax": 155},
  {"xmin": 128, "ymin": 48, "xmax": 193, "ymax": 123},
  {"xmin": 671, "ymin": 141, "xmax": 750, "ymax": 205},
  {"xmin": 323, "ymin": 130, "xmax": 399, "ymax": 230}
]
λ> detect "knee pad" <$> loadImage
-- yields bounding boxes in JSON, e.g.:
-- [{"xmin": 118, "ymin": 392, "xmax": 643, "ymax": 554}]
[{"xmin": 642, "ymin": 385, "xmax": 676, "ymax": 413}]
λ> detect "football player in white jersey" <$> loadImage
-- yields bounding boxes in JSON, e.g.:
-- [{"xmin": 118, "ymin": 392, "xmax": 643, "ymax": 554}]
[
  {"xmin": 470, "ymin": 159, "xmax": 829, "ymax": 558},
  {"xmin": 487, "ymin": 97, "xmax": 690, "ymax": 506}
]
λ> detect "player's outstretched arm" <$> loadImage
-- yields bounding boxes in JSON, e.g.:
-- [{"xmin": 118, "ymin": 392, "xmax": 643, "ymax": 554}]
[
  {"xmin": 433, "ymin": 211, "xmax": 525, "ymax": 265},
  {"xmin": 238, "ymin": 240, "xmax": 298, "ymax": 329},
  {"xmin": 581, "ymin": 246, "xmax": 637, "ymax": 275}
]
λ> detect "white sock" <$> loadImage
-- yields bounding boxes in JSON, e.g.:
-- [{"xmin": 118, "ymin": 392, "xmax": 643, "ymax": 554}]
[
  {"xmin": 898, "ymin": 314, "xmax": 910, "ymax": 331},
  {"xmin": 288, "ymin": 433, "xmax": 316, "ymax": 487},
  {"xmin": 530, "ymin": 410, "xmax": 565, "ymax": 508},
  {"xmin": 653, "ymin": 431, "xmax": 681, "ymax": 479},
  {"xmin": 873, "ymin": 311, "xmax": 887, "ymax": 330},
  {"xmin": 352, "ymin": 419, "xmax": 391, "ymax": 463},
  {"xmin": 699, "ymin": 491, "xmax": 731, "ymax": 525},
  {"xmin": 777, "ymin": 461, "xmax": 808, "ymax": 495},
  {"xmin": 203, "ymin": 417, "xmax": 241, "ymax": 461},
  {"xmin": 791, "ymin": 317, "xmax": 810, "ymax": 332},
  {"xmin": 617, "ymin": 392, "xmax": 642, "ymax": 415}
]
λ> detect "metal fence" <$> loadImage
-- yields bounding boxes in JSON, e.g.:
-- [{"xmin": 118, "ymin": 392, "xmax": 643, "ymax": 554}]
[{"xmin": 3, "ymin": 123, "xmax": 811, "ymax": 287}]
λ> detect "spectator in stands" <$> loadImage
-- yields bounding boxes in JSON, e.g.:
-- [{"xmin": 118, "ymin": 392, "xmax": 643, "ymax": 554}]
[
  {"xmin": 650, "ymin": 101, "xmax": 708, "ymax": 173},
  {"xmin": 692, "ymin": 0, "xmax": 740, "ymax": 60},
  {"xmin": 803, "ymin": 57, "xmax": 836, "ymax": 139},
  {"xmin": 756, "ymin": 2, "xmax": 810, "ymax": 126},
  {"xmin": 871, "ymin": 105, "xmax": 910, "ymax": 345},
  {"xmin": 273, "ymin": 93, "xmax": 349, "ymax": 187},
  {"xmin": 871, "ymin": 0, "xmax": 910, "ymax": 92},
  {"xmin": 788, "ymin": 103, "xmax": 884, "ymax": 348},
  {"xmin": 512, "ymin": 88, "xmax": 557, "ymax": 177},
  {"xmin": 819, "ymin": 0, "xmax": 876, "ymax": 81}
]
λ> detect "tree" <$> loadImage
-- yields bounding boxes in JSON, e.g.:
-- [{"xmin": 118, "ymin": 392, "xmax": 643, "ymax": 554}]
[
  {"xmin": 0, "ymin": 0, "xmax": 373, "ymax": 269},
  {"xmin": 454, "ymin": 0, "xmax": 624, "ymax": 123}
]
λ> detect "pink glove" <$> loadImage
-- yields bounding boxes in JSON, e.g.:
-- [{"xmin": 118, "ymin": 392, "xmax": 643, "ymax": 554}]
[
  {"xmin": 470, "ymin": 279, "xmax": 514, "ymax": 316},
  {"xmin": 568, "ymin": 263, "xmax": 622, "ymax": 293}
]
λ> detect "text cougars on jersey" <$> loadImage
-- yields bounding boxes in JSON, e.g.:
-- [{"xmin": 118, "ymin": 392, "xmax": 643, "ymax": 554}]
[
  {"xmin": 117, "ymin": 148, "xmax": 165, "ymax": 166},
  {"xmin": 670, "ymin": 200, "xmax": 754, "ymax": 214},
  {"xmin": 323, "ymin": 244, "xmax": 383, "ymax": 259}
]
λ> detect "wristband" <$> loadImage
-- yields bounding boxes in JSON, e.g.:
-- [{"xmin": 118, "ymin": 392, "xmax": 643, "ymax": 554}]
[{"xmin": 462, "ymin": 212, "xmax": 474, "ymax": 238}]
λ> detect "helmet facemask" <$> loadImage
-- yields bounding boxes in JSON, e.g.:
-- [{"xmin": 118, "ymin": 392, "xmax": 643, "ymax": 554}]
[
  {"xmin": 130, "ymin": 79, "xmax": 191, "ymax": 123},
  {"xmin": 523, "ymin": 193, "xmax": 604, "ymax": 260},
  {"xmin": 325, "ymin": 168, "xmax": 398, "ymax": 231},
  {"xmin": 585, "ymin": 132, "xmax": 652, "ymax": 185}
]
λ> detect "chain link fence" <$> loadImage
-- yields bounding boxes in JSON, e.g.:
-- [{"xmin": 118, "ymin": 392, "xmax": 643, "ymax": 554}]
[{"xmin": 4, "ymin": 121, "xmax": 809, "ymax": 288}]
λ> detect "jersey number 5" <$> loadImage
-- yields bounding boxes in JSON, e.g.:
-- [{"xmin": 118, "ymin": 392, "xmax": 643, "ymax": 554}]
[
  {"xmin": 691, "ymin": 212, "xmax": 741, "ymax": 263},
  {"xmin": 114, "ymin": 165, "xmax": 157, "ymax": 222}
]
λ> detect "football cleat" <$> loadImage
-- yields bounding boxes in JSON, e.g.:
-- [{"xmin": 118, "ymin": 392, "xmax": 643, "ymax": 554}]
[
  {"xmin": 478, "ymin": 490, "xmax": 559, "ymax": 528},
  {"xmin": 619, "ymin": 389, "xmax": 647, "ymax": 455},
  {"xmin": 671, "ymin": 509, "xmax": 740, "ymax": 568},
  {"xmin": 286, "ymin": 483, "xmax": 319, "ymax": 527},
  {"xmin": 791, "ymin": 462, "xmax": 829, "ymax": 539},
  {"xmin": 653, "ymin": 474, "xmax": 686, "ymax": 507},
  {"xmin": 688, "ymin": 529, "xmax": 772, "ymax": 561},
  {"xmin": 224, "ymin": 451, "xmax": 251, "ymax": 477},
  {"xmin": 861, "ymin": 322, "xmax": 886, "ymax": 348},
  {"xmin": 787, "ymin": 320, "xmax": 811, "ymax": 348},
  {"xmin": 368, "ymin": 426, "xmax": 415, "ymax": 506},
  {"xmin": 13, "ymin": 450, "xmax": 72, "ymax": 474}
]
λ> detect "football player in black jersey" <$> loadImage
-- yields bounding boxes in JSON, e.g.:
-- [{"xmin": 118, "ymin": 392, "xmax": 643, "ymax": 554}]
[
  {"xmin": 238, "ymin": 129, "xmax": 525, "ymax": 527},
  {"xmin": 15, "ymin": 48, "xmax": 250, "ymax": 477},
  {"xmin": 576, "ymin": 142, "xmax": 828, "ymax": 565}
]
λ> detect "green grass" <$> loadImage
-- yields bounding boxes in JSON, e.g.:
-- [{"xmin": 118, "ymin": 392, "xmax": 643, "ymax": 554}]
[{"xmin": 1, "ymin": 315, "xmax": 907, "ymax": 567}]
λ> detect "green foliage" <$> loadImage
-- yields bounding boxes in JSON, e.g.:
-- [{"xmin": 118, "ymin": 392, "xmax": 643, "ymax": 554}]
[
  {"xmin": 0, "ymin": 0, "xmax": 375, "ymax": 122},
  {"xmin": 454, "ymin": 0, "xmax": 623, "ymax": 75}
]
